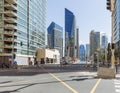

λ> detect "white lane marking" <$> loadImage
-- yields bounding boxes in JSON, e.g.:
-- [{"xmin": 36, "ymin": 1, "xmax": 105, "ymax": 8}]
[
  {"xmin": 116, "ymin": 89, "xmax": 120, "ymax": 93},
  {"xmin": 115, "ymin": 85, "xmax": 120, "ymax": 88}
]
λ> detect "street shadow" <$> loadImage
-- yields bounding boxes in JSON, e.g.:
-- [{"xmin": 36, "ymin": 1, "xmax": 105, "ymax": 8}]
[
  {"xmin": 72, "ymin": 78, "xmax": 89, "ymax": 81},
  {"xmin": 70, "ymin": 75, "xmax": 96, "ymax": 81},
  {"xmin": 0, "ymin": 79, "xmax": 73, "ymax": 93},
  {"xmin": 0, "ymin": 81, "xmax": 12, "ymax": 84}
]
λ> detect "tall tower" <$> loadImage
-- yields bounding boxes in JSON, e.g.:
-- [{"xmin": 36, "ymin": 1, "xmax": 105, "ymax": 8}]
[
  {"xmin": 0, "ymin": 0, "xmax": 46, "ymax": 64},
  {"xmin": 76, "ymin": 27, "xmax": 79, "ymax": 59},
  {"xmin": 47, "ymin": 22, "xmax": 63, "ymax": 57},
  {"xmin": 79, "ymin": 44, "xmax": 85, "ymax": 61},
  {"xmin": 90, "ymin": 30, "xmax": 100, "ymax": 57},
  {"xmin": 65, "ymin": 8, "xmax": 77, "ymax": 59},
  {"xmin": 86, "ymin": 44, "xmax": 90, "ymax": 59},
  {"xmin": 101, "ymin": 33, "xmax": 108, "ymax": 48}
]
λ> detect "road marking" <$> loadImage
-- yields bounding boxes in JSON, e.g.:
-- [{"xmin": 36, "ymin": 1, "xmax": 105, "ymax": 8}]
[
  {"xmin": 40, "ymin": 66, "xmax": 78, "ymax": 93},
  {"xmin": 115, "ymin": 85, "xmax": 120, "ymax": 88},
  {"xmin": 49, "ymin": 73, "xmax": 78, "ymax": 93},
  {"xmin": 90, "ymin": 79, "xmax": 101, "ymax": 93},
  {"xmin": 116, "ymin": 89, "xmax": 120, "ymax": 93},
  {"xmin": 114, "ymin": 79, "xmax": 120, "ymax": 93}
]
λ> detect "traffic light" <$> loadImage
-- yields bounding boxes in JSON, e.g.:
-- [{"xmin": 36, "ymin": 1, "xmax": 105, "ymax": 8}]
[
  {"xmin": 106, "ymin": 0, "xmax": 111, "ymax": 10},
  {"xmin": 107, "ymin": 43, "xmax": 111, "ymax": 52},
  {"xmin": 111, "ymin": 43, "xmax": 114, "ymax": 49},
  {"xmin": 20, "ymin": 42, "xmax": 23, "ymax": 46},
  {"xmin": 13, "ymin": 53, "xmax": 16, "ymax": 59},
  {"xmin": 75, "ymin": 46, "xmax": 77, "ymax": 49},
  {"xmin": 67, "ymin": 46, "xmax": 69, "ymax": 49},
  {"xmin": 94, "ymin": 53, "xmax": 97, "ymax": 63}
]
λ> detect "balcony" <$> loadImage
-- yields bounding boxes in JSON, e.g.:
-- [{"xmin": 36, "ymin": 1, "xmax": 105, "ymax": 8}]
[
  {"xmin": 4, "ymin": 31, "xmax": 17, "ymax": 37},
  {"xmin": 3, "ymin": 4, "xmax": 17, "ymax": 10},
  {"xmin": 5, "ymin": 0, "xmax": 17, "ymax": 4},
  {"xmin": 2, "ymin": 11, "xmax": 17, "ymax": 17},
  {"xmin": 3, "ymin": 17, "xmax": 17, "ymax": 24},
  {"xmin": 5, "ymin": 24, "xmax": 17, "ymax": 30},
  {"xmin": 4, "ymin": 38, "xmax": 14, "ymax": 42},
  {"xmin": 4, "ymin": 31, "xmax": 13, "ymax": 36},
  {"xmin": 4, "ymin": 44, "xmax": 13, "ymax": 49}
]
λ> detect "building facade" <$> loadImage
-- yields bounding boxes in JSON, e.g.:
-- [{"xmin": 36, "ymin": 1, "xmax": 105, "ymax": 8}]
[
  {"xmin": 76, "ymin": 27, "xmax": 79, "ymax": 59},
  {"xmin": 90, "ymin": 30, "xmax": 100, "ymax": 57},
  {"xmin": 101, "ymin": 33, "xmax": 108, "ymax": 48},
  {"xmin": 47, "ymin": 22, "xmax": 63, "ymax": 57},
  {"xmin": 112, "ymin": 0, "xmax": 120, "ymax": 50},
  {"xmin": 65, "ymin": 8, "xmax": 78, "ymax": 59},
  {"xmin": 79, "ymin": 44, "xmax": 85, "ymax": 61},
  {"xmin": 0, "ymin": 0, "xmax": 46, "ymax": 65},
  {"xmin": 86, "ymin": 44, "xmax": 90, "ymax": 60},
  {"xmin": 36, "ymin": 49, "xmax": 60, "ymax": 64}
]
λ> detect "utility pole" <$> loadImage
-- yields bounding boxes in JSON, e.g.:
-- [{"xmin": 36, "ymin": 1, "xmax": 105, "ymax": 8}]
[
  {"xmin": 106, "ymin": 0, "xmax": 115, "ymax": 69},
  {"xmin": 111, "ymin": 0, "xmax": 115, "ymax": 69}
]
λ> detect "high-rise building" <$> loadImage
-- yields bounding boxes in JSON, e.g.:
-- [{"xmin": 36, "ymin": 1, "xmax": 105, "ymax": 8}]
[
  {"xmin": 86, "ymin": 44, "xmax": 90, "ymax": 59},
  {"xmin": 101, "ymin": 33, "xmax": 108, "ymax": 48},
  {"xmin": 79, "ymin": 44, "xmax": 85, "ymax": 61},
  {"xmin": 76, "ymin": 27, "xmax": 79, "ymax": 59},
  {"xmin": 0, "ymin": 0, "xmax": 46, "ymax": 64},
  {"xmin": 47, "ymin": 22, "xmax": 63, "ymax": 57},
  {"xmin": 90, "ymin": 30, "xmax": 100, "ymax": 57},
  {"xmin": 65, "ymin": 8, "xmax": 78, "ymax": 59}
]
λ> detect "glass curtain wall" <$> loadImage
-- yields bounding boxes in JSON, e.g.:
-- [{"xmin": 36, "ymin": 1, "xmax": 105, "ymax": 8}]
[{"xmin": 17, "ymin": 0, "xmax": 46, "ymax": 56}]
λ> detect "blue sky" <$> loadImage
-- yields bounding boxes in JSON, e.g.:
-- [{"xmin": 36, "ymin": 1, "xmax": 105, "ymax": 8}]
[{"xmin": 46, "ymin": 0, "xmax": 111, "ymax": 45}]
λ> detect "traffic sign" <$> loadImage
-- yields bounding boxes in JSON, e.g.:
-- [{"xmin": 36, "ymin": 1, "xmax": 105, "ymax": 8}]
[{"xmin": 9, "ymin": 55, "xmax": 12, "ymax": 59}]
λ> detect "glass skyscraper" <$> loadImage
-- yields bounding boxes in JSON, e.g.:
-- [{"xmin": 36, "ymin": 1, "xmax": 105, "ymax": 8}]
[
  {"xmin": 90, "ymin": 30, "xmax": 100, "ymax": 57},
  {"xmin": 86, "ymin": 44, "xmax": 90, "ymax": 59},
  {"xmin": 65, "ymin": 8, "xmax": 78, "ymax": 58},
  {"xmin": 113, "ymin": 0, "xmax": 120, "ymax": 49},
  {"xmin": 47, "ymin": 22, "xmax": 63, "ymax": 57},
  {"xmin": 80, "ymin": 44, "xmax": 85, "ymax": 61},
  {"xmin": 101, "ymin": 33, "xmax": 108, "ymax": 48},
  {"xmin": 0, "ymin": 0, "xmax": 46, "ymax": 64}
]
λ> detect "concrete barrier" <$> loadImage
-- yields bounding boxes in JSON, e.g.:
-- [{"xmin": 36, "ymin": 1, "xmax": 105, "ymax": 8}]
[{"xmin": 97, "ymin": 67, "xmax": 116, "ymax": 78}]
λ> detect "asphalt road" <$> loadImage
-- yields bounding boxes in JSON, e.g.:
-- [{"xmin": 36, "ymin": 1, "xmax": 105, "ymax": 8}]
[{"xmin": 0, "ymin": 64, "xmax": 119, "ymax": 93}]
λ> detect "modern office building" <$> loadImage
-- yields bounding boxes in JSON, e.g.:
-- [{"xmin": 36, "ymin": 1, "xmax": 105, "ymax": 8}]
[
  {"xmin": 0, "ymin": 0, "xmax": 46, "ymax": 65},
  {"xmin": 76, "ymin": 27, "xmax": 79, "ymax": 59},
  {"xmin": 101, "ymin": 33, "xmax": 108, "ymax": 48},
  {"xmin": 90, "ymin": 30, "xmax": 100, "ymax": 57},
  {"xmin": 65, "ymin": 8, "xmax": 78, "ymax": 59},
  {"xmin": 86, "ymin": 44, "xmax": 90, "ymax": 60},
  {"xmin": 79, "ymin": 44, "xmax": 85, "ymax": 61},
  {"xmin": 47, "ymin": 22, "xmax": 63, "ymax": 57}
]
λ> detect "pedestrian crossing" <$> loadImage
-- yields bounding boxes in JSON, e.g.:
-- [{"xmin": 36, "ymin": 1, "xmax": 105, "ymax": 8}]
[{"xmin": 114, "ymin": 76, "xmax": 120, "ymax": 93}]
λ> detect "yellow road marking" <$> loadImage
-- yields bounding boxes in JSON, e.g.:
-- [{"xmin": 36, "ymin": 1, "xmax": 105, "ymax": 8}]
[
  {"xmin": 41, "ymin": 66, "xmax": 78, "ymax": 93},
  {"xmin": 49, "ymin": 73, "xmax": 78, "ymax": 93},
  {"xmin": 90, "ymin": 79, "xmax": 101, "ymax": 93}
]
